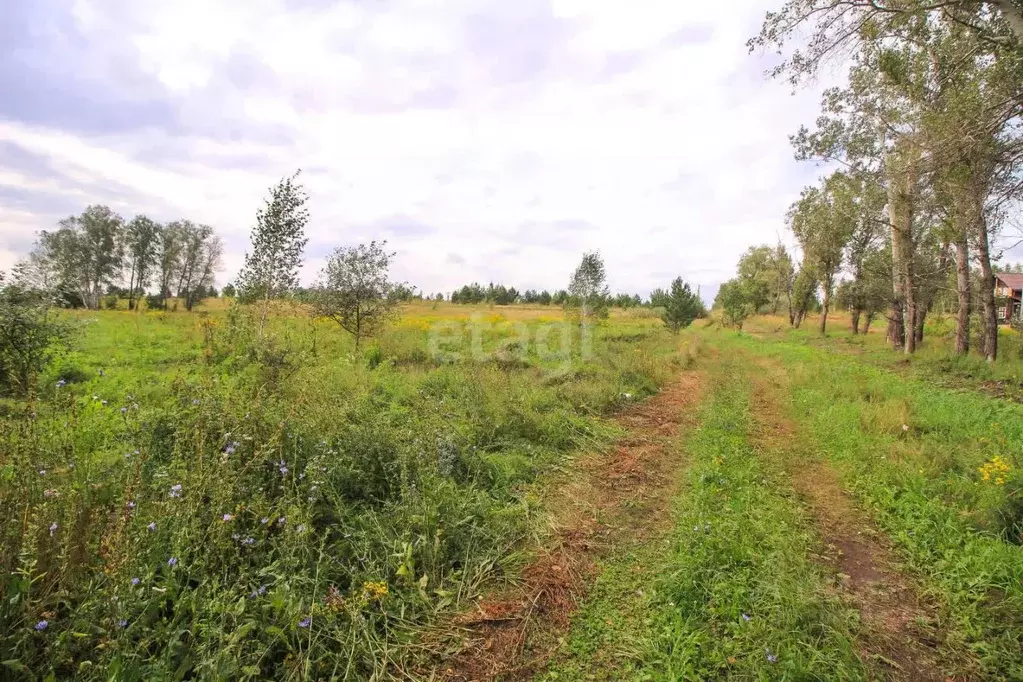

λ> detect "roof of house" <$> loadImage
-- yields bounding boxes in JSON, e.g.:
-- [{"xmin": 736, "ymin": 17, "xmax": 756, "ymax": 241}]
[{"xmin": 995, "ymin": 273, "xmax": 1023, "ymax": 290}]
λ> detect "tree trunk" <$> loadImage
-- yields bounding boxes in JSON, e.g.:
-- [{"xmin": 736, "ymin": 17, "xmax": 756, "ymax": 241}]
[
  {"xmin": 954, "ymin": 234, "xmax": 971, "ymax": 354},
  {"xmin": 851, "ymin": 308, "xmax": 861, "ymax": 335},
  {"xmin": 819, "ymin": 274, "xmax": 832, "ymax": 335},
  {"xmin": 915, "ymin": 306, "xmax": 927, "ymax": 344},
  {"xmin": 887, "ymin": 169, "xmax": 906, "ymax": 350},
  {"xmin": 976, "ymin": 210, "xmax": 998, "ymax": 362},
  {"xmin": 864, "ymin": 312, "xmax": 875, "ymax": 335},
  {"xmin": 887, "ymin": 149, "xmax": 918, "ymax": 354}
]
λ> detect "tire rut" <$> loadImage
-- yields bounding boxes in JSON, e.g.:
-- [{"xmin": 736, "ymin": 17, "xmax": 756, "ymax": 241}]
[{"xmin": 746, "ymin": 356, "xmax": 955, "ymax": 682}]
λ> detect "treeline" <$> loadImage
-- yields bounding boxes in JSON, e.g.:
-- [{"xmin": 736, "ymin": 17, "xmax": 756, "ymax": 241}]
[
  {"xmin": 721, "ymin": 1, "xmax": 1023, "ymax": 360},
  {"xmin": 449, "ymin": 282, "xmax": 650, "ymax": 308},
  {"xmin": 19, "ymin": 206, "xmax": 223, "ymax": 311}
]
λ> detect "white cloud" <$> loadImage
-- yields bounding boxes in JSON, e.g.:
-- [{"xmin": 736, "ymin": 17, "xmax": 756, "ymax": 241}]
[{"xmin": 0, "ymin": 0, "xmax": 842, "ymax": 300}]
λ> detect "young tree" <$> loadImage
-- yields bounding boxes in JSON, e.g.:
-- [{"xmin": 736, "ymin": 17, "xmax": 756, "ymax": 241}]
[
  {"xmin": 567, "ymin": 251, "xmax": 610, "ymax": 321},
  {"xmin": 236, "ymin": 171, "xmax": 309, "ymax": 335},
  {"xmin": 715, "ymin": 278, "xmax": 756, "ymax": 330},
  {"xmin": 313, "ymin": 241, "xmax": 398, "ymax": 349},
  {"xmin": 660, "ymin": 277, "xmax": 704, "ymax": 333},
  {"xmin": 790, "ymin": 174, "xmax": 857, "ymax": 335},
  {"xmin": 124, "ymin": 215, "xmax": 162, "ymax": 310}
]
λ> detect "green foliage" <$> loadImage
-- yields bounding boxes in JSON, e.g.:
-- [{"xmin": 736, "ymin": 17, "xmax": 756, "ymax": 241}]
[
  {"xmin": 567, "ymin": 251, "xmax": 610, "ymax": 321},
  {"xmin": 0, "ymin": 274, "xmax": 74, "ymax": 397},
  {"xmin": 0, "ymin": 306, "xmax": 679, "ymax": 679},
  {"xmin": 659, "ymin": 277, "xmax": 704, "ymax": 333},
  {"xmin": 313, "ymin": 241, "xmax": 399, "ymax": 349},
  {"xmin": 715, "ymin": 278, "xmax": 758, "ymax": 329},
  {"xmin": 236, "ymin": 171, "xmax": 309, "ymax": 304}
]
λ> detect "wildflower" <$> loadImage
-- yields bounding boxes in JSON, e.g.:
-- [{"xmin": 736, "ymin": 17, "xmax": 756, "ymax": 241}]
[
  {"xmin": 169, "ymin": 484, "xmax": 182, "ymax": 498},
  {"xmin": 147, "ymin": 522, "xmax": 157, "ymax": 532},
  {"xmin": 902, "ymin": 424, "xmax": 909, "ymax": 432},
  {"xmin": 242, "ymin": 537, "xmax": 255, "ymax": 546},
  {"xmin": 260, "ymin": 517, "xmax": 269, "ymax": 525},
  {"xmin": 224, "ymin": 442, "xmax": 237, "ymax": 455},
  {"xmin": 101, "ymin": 400, "xmax": 108, "ymax": 406},
  {"xmin": 765, "ymin": 648, "xmax": 778, "ymax": 664},
  {"xmin": 34, "ymin": 620, "xmax": 48, "ymax": 631},
  {"xmin": 127, "ymin": 501, "xmax": 135, "ymax": 510},
  {"xmin": 296, "ymin": 524, "xmax": 306, "ymax": 533},
  {"xmin": 250, "ymin": 584, "xmax": 267, "ymax": 598},
  {"xmin": 222, "ymin": 513, "xmax": 234, "ymax": 522},
  {"xmin": 49, "ymin": 522, "xmax": 58, "ymax": 536},
  {"xmin": 741, "ymin": 613, "xmax": 751, "ymax": 622},
  {"xmin": 279, "ymin": 460, "xmax": 288, "ymax": 476},
  {"xmin": 192, "ymin": 399, "xmax": 199, "ymax": 405},
  {"xmin": 131, "ymin": 577, "xmax": 140, "ymax": 586},
  {"xmin": 298, "ymin": 617, "xmax": 311, "ymax": 628},
  {"xmin": 277, "ymin": 516, "xmax": 286, "ymax": 525},
  {"xmin": 120, "ymin": 407, "xmax": 127, "ymax": 414},
  {"xmin": 118, "ymin": 619, "xmax": 128, "ymax": 629},
  {"xmin": 232, "ymin": 533, "xmax": 240, "ymax": 541},
  {"xmin": 167, "ymin": 557, "xmax": 177, "ymax": 567},
  {"xmin": 98, "ymin": 369, "xmax": 104, "ymax": 376},
  {"xmin": 56, "ymin": 379, "xmax": 66, "ymax": 388},
  {"xmin": 93, "ymin": 395, "xmax": 99, "ymax": 400},
  {"xmin": 363, "ymin": 581, "xmax": 389, "ymax": 601},
  {"xmin": 38, "ymin": 469, "xmax": 46, "ymax": 476}
]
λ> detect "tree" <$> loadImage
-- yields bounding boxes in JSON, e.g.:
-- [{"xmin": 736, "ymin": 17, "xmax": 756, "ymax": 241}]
[
  {"xmin": 660, "ymin": 278, "xmax": 705, "ymax": 333},
  {"xmin": 35, "ymin": 205, "xmax": 124, "ymax": 309},
  {"xmin": 236, "ymin": 171, "xmax": 309, "ymax": 335},
  {"xmin": 124, "ymin": 215, "xmax": 162, "ymax": 310},
  {"xmin": 715, "ymin": 278, "xmax": 757, "ymax": 330},
  {"xmin": 313, "ymin": 241, "xmax": 398, "ymax": 349},
  {"xmin": 567, "ymin": 251, "xmax": 610, "ymax": 321},
  {"xmin": 174, "ymin": 223, "xmax": 223, "ymax": 311},
  {"xmin": 222, "ymin": 282, "xmax": 237, "ymax": 298}
]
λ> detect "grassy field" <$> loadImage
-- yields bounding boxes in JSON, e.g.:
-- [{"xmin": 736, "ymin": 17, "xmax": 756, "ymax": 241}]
[{"xmin": 4, "ymin": 303, "xmax": 1023, "ymax": 680}]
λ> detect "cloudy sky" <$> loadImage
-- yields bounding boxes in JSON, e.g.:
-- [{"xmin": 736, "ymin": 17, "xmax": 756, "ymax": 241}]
[{"xmin": 0, "ymin": 0, "xmax": 840, "ymax": 301}]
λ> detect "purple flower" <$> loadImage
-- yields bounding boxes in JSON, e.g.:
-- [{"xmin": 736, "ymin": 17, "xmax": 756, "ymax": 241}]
[
  {"xmin": 38, "ymin": 469, "xmax": 46, "ymax": 476},
  {"xmin": 127, "ymin": 501, "xmax": 135, "ymax": 510},
  {"xmin": 298, "ymin": 617, "xmax": 311, "ymax": 628},
  {"xmin": 278, "ymin": 460, "xmax": 288, "ymax": 475},
  {"xmin": 49, "ymin": 522, "xmax": 58, "ymax": 536},
  {"xmin": 224, "ymin": 441, "xmax": 239, "ymax": 455},
  {"xmin": 56, "ymin": 379, "xmax": 67, "ymax": 388},
  {"xmin": 169, "ymin": 484, "xmax": 182, "ymax": 499},
  {"xmin": 34, "ymin": 620, "xmax": 48, "ymax": 631},
  {"xmin": 249, "ymin": 584, "xmax": 267, "ymax": 598},
  {"xmin": 131, "ymin": 577, "xmax": 140, "ymax": 586},
  {"xmin": 167, "ymin": 557, "xmax": 177, "ymax": 567},
  {"xmin": 118, "ymin": 619, "xmax": 128, "ymax": 629},
  {"xmin": 222, "ymin": 513, "xmax": 234, "ymax": 522},
  {"xmin": 765, "ymin": 648, "xmax": 778, "ymax": 664},
  {"xmin": 147, "ymin": 522, "xmax": 157, "ymax": 532},
  {"xmin": 242, "ymin": 537, "xmax": 255, "ymax": 546},
  {"xmin": 277, "ymin": 516, "xmax": 286, "ymax": 525},
  {"xmin": 120, "ymin": 407, "xmax": 128, "ymax": 414},
  {"xmin": 192, "ymin": 399, "xmax": 199, "ymax": 405},
  {"xmin": 741, "ymin": 613, "xmax": 751, "ymax": 623},
  {"xmin": 260, "ymin": 517, "xmax": 269, "ymax": 525}
]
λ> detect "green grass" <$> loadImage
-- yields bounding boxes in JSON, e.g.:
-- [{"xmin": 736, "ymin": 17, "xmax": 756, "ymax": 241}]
[
  {"xmin": 0, "ymin": 304, "xmax": 684, "ymax": 680},
  {"xmin": 721, "ymin": 328, "xmax": 1023, "ymax": 679},
  {"xmin": 544, "ymin": 354, "xmax": 867, "ymax": 681}
]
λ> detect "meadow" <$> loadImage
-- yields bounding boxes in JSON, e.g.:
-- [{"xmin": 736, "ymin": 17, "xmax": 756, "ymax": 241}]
[
  {"xmin": 5, "ymin": 302, "xmax": 1023, "ymax": 681},
  {"xmin": 0, "ymin": 300, "xmax": 683, "ymax": 680}
]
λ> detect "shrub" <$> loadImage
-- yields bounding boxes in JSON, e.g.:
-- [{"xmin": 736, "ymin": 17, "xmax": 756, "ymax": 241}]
[{"xmin": 0, "ymin": 275, "xmax": 74, "ymax": 396}]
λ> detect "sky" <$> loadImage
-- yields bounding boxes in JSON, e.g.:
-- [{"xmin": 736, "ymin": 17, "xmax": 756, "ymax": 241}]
[{"xmin": 0, "ymin": 0, "xmax": 842, "ymax": 302}]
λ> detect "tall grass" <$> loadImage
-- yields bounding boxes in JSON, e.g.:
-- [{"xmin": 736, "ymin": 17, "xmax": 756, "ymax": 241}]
[{"xmin": 0, "ymin": 306, "xmax": 681, "ymax": 680}]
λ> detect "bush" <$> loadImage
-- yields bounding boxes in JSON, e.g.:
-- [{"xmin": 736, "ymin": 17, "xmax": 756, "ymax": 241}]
[{"xmin": 0, "ymin": 275, "xmax": 74, "ymax": 396}]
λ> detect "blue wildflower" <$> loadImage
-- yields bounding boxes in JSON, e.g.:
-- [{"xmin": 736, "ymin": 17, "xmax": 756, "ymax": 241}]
[
  {"xmin": 56, "ymin": 379, "xmax": 67, "ymax": 388},
  {"xmin": 131, "ymin": 577, "xmax": 140, "ymax": 586},
  {"xmin": 34, "ymin": 620, "xmax": 48, "ymax": 631},
  {"xmin": 242, "ymin": 537, "xmax": 255, "ymax": 546},
  {"xmin": 298, "ymin": 617, "xmax": 311, "ymax": 628},
  {"xmin": 260, "ymin": 517, "xmax": 269, "ymax": 525},
  {"xmin": 765, "ymin": 648, "xmax": 778, "ymax": 664},
  {"xmin": 169, "ymin": 484, "xmax": 182, "ymax": 498},
  {"xmin": 120, "ymin": 407, "xmax": 127, "ymax": 414},
  {"xmin": 49, "ymin": 522, "xmax": 58, "ymax": 536},
  {"xmin": 741, "ymin": 613, "xmax": 751, "ymax": 623},
  {"xmin": 147, "ymin": 521, "xmax": 157, "ymax": 532},
  {"xmin": 118, "ymin": 619, "xmax": 128, "ymax": 629},
  {"xmin": 167, "ymin": 557, "xmax": 177, "ymax": 567}
]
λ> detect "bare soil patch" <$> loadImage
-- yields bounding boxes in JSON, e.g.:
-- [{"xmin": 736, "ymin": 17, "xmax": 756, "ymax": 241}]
[{"xmin": 426, "ymin": 366, "xmax": 708, "ymax": 681}]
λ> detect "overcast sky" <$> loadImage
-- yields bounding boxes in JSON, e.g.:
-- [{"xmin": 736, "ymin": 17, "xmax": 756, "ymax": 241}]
[{"xmin": 0, "ymin": 0, "xmax": 848, "ymax": 301}]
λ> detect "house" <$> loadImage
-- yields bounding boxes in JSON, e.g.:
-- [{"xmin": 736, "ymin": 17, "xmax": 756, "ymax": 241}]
[{"xmin": 995, "ymin": 273, "xmax": 1023, "ymax": 322}]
